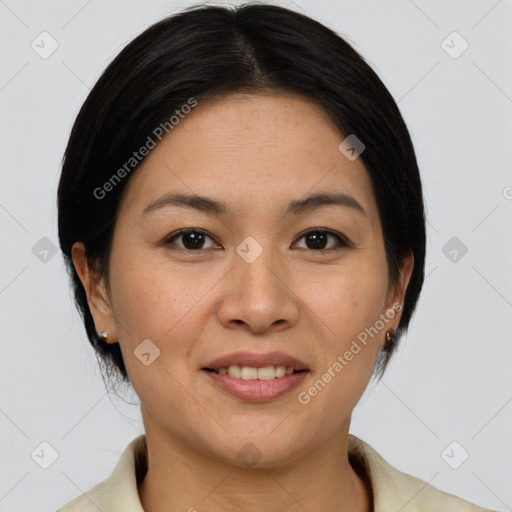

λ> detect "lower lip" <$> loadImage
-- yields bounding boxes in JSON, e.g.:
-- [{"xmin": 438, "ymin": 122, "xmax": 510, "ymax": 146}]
[{"xmin": 201, "ymin": 369, "xmax": 309, "ymax": 402}]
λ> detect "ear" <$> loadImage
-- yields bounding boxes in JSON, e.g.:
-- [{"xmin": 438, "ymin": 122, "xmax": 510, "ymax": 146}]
[
  {"xmin": 383, "ymin": 250, "xmax": 414, "ymax": 327},
  {"xmin": 71, "ymin": 241, "xmax": 117, "ymax": 343}
]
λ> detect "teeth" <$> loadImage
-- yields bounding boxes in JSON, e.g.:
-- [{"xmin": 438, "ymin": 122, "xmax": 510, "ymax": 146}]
[
  {"xmin": 214, "ymin": 365, "xmax": 297, "ymax": 380},
  {"xmin": 240, "ymin": 366, "xmax": 258, "ymax": 380}
]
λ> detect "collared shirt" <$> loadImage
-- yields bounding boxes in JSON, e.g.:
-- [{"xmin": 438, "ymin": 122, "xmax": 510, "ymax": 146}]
[{"xmin": 57, "ymin": 434, "xmax": 496, "ymax": 511}]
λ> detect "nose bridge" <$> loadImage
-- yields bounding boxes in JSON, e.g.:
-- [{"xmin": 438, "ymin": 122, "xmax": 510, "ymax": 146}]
[
  {"xmin": 234, "ymin": 235, "xmax": 284, "ymax": 303},
  {"xmin": 216, "ymin": 234, "xmax": 298, "ymax": 332}
]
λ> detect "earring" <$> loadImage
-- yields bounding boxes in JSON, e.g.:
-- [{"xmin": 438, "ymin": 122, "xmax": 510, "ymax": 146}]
[
  {"xmin": 385, "ymin": 329, "xmax": 395, "ymax": 347},
  {"xmin": 99, "ymin": 331, "xmax": 108, "ymax": 342}
]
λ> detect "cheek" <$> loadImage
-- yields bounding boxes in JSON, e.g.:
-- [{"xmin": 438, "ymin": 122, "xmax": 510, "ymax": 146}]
[
  {"xmin": 110, "ymin": 263, "xmax": 199, "ymax": 397},
  {"xmin": 109, "ymin": 249, "xmax": 189, "ymax": 342},
  {"xmin": 295, "ymin": 256, "xmax": 388, "ymax": 404},
  {"xmin": 299, "ymin": 278, "xmax": 384, "ymax": 427},
  {"xmin": 109, "ymin": 249, "xmax": 216, "ymax": 375},
  {"xmin": 302, "ymin": 258, "xmax": 389, "ymax": 337}
]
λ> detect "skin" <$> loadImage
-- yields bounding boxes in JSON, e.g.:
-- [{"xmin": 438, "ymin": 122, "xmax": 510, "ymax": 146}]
[{"xmin": 72, "ymin": 91, "xmax": 414, "ymax": 512}]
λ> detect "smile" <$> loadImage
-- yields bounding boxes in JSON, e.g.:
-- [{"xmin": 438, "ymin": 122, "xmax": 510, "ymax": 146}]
[
  {"xmin": 204, "ymin": 364, "xmax": 306, "ymax": 380},
  {"xmin": 201, "ymin": 367, "xmax": 309, "ymax": 402}
]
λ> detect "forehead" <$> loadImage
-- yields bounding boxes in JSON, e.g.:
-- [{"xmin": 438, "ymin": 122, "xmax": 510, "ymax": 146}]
[{"xmin": 118, "ymin": 92, "xmax": 378, "ymax": 224}]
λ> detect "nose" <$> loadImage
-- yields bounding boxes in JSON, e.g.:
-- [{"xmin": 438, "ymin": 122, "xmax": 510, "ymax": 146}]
[{"xmin": 215, "ymin": 245, "xmax": 300, "ymax": 334}]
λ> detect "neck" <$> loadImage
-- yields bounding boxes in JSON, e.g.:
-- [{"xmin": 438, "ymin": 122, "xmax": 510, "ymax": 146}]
[{"xmin": 137, "ymin": 423, "xmax": 372, "ymax": 512}]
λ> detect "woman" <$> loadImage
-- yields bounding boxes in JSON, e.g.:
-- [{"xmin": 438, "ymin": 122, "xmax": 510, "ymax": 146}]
[{"xmin": 56, "ymin": 3, "xmax": 497, "ymax": 511}]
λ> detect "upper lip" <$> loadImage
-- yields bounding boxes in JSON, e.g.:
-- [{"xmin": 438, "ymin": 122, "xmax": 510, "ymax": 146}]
[{"xmin": 203, "ymin": 351, "xmax": 309, "ymax": 371}]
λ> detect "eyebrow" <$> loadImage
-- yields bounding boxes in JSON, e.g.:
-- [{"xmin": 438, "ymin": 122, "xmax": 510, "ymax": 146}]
[{"xmin": 139, "ymin": 191, "xmax": 367, "ymax": 220}]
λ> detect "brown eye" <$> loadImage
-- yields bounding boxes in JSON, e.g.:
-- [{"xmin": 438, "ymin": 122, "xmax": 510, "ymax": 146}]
[
  {"xmin": 293, "ymin": 230, "xmax": 349, "ymax": 251},
  {"xmin": 164, "ymin": 228, "xmax": 349, "ymax": 253},
  {"xmin": 165, "ymin": 229, "xmax": 220, "ymax": 250}
]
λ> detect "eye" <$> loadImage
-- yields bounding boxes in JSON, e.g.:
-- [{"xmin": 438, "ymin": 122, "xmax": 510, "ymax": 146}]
[
  {"xmin": 164, "ymin": 229, "xmax": 220, "ymax": 251},
  {"xmin": 164, "ymin": 228, "xmax": 350, "ymax": 252},
  {"xmin": 293, "ymin": 229, "xmax": 349, "ymax": 252}
]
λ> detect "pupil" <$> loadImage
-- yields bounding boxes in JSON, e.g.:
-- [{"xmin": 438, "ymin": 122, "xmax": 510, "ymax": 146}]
[
  {"xmin": 180, "ymin": 231, "xmax": 328, "ymax": 250},
  {"xmin": 307, "ymin": 232, "xmax": 327, "ymax": 250},
  {"xmin": 183, "ymin": 232, "xmax": 204, "ymax": 249}
]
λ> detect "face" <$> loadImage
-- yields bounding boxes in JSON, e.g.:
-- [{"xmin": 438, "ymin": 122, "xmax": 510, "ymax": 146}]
[{"xmin": 73, "ymin": 92, "xmax": 413, "ymax": 467}]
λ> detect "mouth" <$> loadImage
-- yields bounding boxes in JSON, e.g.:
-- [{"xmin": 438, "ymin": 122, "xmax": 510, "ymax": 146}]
[
  {"xmin": 201, "ymin": 365, "xmax": 310, "ymax": 403},
  {"xmin": 202, "ymin": 366, "xmax": 308, "ymax": 380},
  {"xmin": 201, "ymin": 351, "xmax": 310, "ymax": 402},
  {"xmin": 203, "ymin": 351, "xmax": 309, "ymax": 374}
]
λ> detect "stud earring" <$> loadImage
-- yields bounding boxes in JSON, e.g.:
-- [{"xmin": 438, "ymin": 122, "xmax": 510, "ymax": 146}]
[
  {"xmin": 385, "ymin": 329, "xmax": 395, "ymax": 347},
  {"xmin": 99, "ymin": 331, "xmax": 108, "ymax": 342}
]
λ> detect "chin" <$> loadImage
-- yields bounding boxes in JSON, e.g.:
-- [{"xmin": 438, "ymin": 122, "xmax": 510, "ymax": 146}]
[{"xmin": 204, "ymin": 432, "xmax": 309, "ymax": 470}]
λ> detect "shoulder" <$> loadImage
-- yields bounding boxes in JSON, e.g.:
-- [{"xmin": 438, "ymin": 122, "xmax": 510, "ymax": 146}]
[
  {"xmin": 348, "ymin": 434, "xmax": 497, "ymax": 512},
  {"xmin": 56, "ymin": 435, "xmax": 147, "ymax": 512}
]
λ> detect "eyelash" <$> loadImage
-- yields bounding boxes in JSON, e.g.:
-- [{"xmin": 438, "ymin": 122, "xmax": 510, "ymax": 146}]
[{"xmin": 164, "ymin": 228, "xmax": 350, "ymax": 253}]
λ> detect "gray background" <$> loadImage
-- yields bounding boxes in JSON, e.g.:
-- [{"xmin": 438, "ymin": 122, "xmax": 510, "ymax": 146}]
[{"xmin": 0, "ymin": 0, "xmax": 511, "ymax": 510}]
